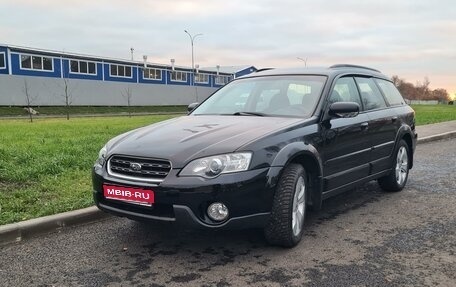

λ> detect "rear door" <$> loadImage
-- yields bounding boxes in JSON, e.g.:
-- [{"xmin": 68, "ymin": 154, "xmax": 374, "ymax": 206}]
[{"xmin": 354, "ymin": 77, "xmax": 397, "ymax": 174}]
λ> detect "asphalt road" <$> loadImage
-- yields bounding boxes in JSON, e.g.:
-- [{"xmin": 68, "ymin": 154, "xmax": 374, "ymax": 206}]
[{"xmin": 1, "ymin": 138, "xmax": 455, "ymax": 287}]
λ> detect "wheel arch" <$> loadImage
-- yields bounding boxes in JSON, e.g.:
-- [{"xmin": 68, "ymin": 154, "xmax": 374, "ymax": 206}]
[
  {"xmin": 271, "ymin": 142, "xmax": 324, "ymax": 210},
  {"xmin": 395, "ymin": 125, "xmax": 415, "ymax": 169}
]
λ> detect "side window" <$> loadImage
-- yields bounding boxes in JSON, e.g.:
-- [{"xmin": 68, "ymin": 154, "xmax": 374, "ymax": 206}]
[
  {"xmin": 330, "ymin": 77, "xmax": 362, "ymax": 107},
  {"xmin": 374, "ymin": 79, "xmax": 405, "ymax": 106},
  {"xmin": 0, "ymin": 53, "xmax": 5, "ymax": 68},
  {"xmin": 355, "ymin": 77, "xmax": 387, "ymax": 110}
]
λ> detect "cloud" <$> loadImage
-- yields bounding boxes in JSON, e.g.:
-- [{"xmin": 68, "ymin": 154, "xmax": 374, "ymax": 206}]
[{"xmin": 0, "ymin": 0, "xmax": 454, "ymax": 92}]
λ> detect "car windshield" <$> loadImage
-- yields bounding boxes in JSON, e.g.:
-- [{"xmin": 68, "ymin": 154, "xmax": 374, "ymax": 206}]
[{"xmin": 192, "ymin": 75, "xmax": 327, "ymax": 118}]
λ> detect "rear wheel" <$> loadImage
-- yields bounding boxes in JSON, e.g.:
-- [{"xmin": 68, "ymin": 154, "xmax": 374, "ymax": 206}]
[
  {"xmin": 264, "ymin": 163, "xmax": 307, "ymax": 247},
  {"xmin": 378, "ymin": 140, "xmax": 410, "ymax": 192}
]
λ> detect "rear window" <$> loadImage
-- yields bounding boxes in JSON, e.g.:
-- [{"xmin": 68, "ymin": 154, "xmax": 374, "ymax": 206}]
[{"xmin": 375, "ymin": 79, "xmax": 405, "ymax": 106}]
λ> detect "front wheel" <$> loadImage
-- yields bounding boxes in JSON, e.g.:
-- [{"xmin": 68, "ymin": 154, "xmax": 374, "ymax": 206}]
[
  {"xmin": 264, "ymin": 163, "xmax": 307, "ymax": 247},
  {"xmin": 378, "ymin": 140, "xmax": 410, "ymax": 192}
]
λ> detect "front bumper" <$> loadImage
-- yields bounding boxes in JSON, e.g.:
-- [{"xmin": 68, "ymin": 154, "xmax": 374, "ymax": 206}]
[{"xmin": 92, "ymin": 165, "xmax": 282, "ymax": 229}]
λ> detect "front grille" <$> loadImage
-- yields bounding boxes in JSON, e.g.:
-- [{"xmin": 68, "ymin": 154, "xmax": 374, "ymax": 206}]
[{"xmin": 108, "ymin": 155, "xmax": 171, "ymax": 182}]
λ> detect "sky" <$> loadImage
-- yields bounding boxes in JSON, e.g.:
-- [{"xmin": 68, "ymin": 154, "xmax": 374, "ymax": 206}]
[{"xmin": 1, "ymin": 0, "xmax": 455, "ymax": 97}]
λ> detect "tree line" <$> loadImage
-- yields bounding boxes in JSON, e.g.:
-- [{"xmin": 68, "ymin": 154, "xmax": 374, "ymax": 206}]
[{"xmin": 391, "ymin": 75, "xmax": 450, "ymax": 102}]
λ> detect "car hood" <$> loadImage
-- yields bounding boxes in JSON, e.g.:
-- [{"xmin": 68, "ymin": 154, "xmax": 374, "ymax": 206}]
[{"xmin": 107, "ymin": 115, "xmax": 303, "ymax": 168}]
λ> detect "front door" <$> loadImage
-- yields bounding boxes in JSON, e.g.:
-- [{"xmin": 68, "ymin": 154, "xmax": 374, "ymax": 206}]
[{"xmin": 321, "ymin": 77, "xmax": 371, "ymax": 192}]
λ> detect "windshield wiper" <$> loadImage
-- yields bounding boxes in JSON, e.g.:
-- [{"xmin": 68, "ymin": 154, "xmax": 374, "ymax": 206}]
[{"xmin": 232, "ymin": 111, "xmax": 266, "ymax": 117}]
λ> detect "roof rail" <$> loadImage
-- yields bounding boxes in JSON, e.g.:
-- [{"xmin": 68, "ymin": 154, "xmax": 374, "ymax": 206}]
[
  {"xmin": 329, "ymin": 64, "xmax": 381, "ymax": 73},
  {"xmin": 255, "ymin": 68, "xmax": 274, "ymax": 73}
]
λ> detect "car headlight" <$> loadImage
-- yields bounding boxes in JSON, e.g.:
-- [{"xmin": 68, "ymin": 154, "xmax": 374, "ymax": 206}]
[
  {"xmin": 180, "ymin": 152, "xmax": 252, "ymax": 178},
  {"xmin": 95, "ymin": 145, "xmax": 108, "ymax": 166}
]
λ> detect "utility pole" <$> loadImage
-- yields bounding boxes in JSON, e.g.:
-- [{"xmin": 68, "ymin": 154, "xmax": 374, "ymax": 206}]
[
  {"xmin": 297, "ymin": 57, "xmax": 307, "ymax": 67},
  {"xmin": 184, "ymin": 30, "xmax": 203, "ymax": 102}
]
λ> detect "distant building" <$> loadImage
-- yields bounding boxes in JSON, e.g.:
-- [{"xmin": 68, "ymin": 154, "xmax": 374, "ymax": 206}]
[{"xmin": 0, "ymin": 44, "xmax": 256, "ymax": 106}]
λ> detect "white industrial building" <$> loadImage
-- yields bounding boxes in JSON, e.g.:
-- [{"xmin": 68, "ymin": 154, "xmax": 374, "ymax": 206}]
[{"xmin": 0, "ymin": 44, "xmax": 256, "ymax": 106}]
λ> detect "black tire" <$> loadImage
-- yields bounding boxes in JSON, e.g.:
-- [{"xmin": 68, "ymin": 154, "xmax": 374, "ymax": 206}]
[
  {"xmin": 264, "ymin": 163, "xmax": 307, "ymax": 247},
  {"xmin": 378, "ymin": 140, "xmax": 410, "ymax": 192}
]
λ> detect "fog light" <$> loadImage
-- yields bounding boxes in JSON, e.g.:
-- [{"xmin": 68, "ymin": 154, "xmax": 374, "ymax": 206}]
[{"xmin": 207, "ymin": 202, "xmax": 229, "ymax": 221}]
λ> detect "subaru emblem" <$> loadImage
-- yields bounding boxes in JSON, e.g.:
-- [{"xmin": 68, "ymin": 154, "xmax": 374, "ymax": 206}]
[{"xmin": 130, "ymin": 162, "xmax": 142, "ymax": 171}]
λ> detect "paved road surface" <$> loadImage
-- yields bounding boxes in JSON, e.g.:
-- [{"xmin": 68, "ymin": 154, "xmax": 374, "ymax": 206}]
[{"xmin": 1, "ymin": 138, "xmax": 455, "ymax": 287}]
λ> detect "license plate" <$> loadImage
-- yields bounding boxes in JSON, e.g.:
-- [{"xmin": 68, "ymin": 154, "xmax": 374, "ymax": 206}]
[{"xmin": 103, "ymin": 184, "xmax": 155, "ymax": 206}]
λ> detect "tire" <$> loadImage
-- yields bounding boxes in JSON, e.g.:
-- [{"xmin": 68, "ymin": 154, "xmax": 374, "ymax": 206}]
[
  {"xmin": 264, "ymin": 163, "xmax": 307, "ymax": 247},
  {"xmin": 378, "ymin": 139, "xmax": 410, "ymax": 192}
]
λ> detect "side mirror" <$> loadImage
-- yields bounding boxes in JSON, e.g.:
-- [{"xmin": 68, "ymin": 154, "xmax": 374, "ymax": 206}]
[
  {"xmin": 328, "ymin": 102, "xmax": 359, "ymax": 118},
  {"xmin": 187, "ymin": 102, "xmax": 199, "ymax": 113}
]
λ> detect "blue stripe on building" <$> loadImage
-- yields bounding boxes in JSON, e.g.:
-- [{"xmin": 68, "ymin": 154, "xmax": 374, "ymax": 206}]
[
  {"xmin": 62, "ymin": 59, "xmax": 103, "ymax": 81},
  {"xmin": 10, "ymin": 53, "xmax": 61, "ymax": 78},
  {"xmin": 0, "ymin": 44, "xmax": 254, "ymax": 87},
  {"xmin": 138, "ymin": 68, "xmax": 166, "ymax": 85},
  {"xmin": 103, "ymin": 63, "xmax": 138, "ymax": 83}
]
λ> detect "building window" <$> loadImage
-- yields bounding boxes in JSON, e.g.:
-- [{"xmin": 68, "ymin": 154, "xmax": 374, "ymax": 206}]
[
  {"xmin": 170, "ymin": 71, "xmax": 187, "ymax": 82},
  {"xmin": 215, "ymin": 75, "xmax": 230, "ymax": 85},
  {"xmin": 194, "ymin": 73, "xmax": 209, "ymax": 84},
  {"xmin": 20, "ymin": 54, "xmax": 53, "ymax": 71},
  {"xmin": 0, "ymin": 52, "xmax": 5, "ymax": 68},
  {"xmin": 143, "ymin": 68, "xmax": 162, "ymax": 80},
  {"xmin": 110, "ymin": 64, "xmax": 132, "ymax": 78},
  {"xmin": 70, "ymin": 60, "xmax": 96, "ymax": 75}
]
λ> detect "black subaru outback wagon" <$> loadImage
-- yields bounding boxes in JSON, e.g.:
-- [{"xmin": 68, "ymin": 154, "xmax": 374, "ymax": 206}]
[{"xmin": 93, "ymin": 64, "xmax": 417, "ymax": 247}]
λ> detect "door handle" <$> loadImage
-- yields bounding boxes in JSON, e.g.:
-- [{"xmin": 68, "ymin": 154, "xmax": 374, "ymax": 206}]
[
  {"xmin": 360, "ymin": 122, "xmax": 369, "ymax": 130},
  {"xmin": 392, "ymin": 116, "xmax": 398, "ymax": 122}
]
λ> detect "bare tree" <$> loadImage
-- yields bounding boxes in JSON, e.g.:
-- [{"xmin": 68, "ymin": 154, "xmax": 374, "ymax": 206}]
[
  {"xmin": 62, "ymin": 76, "xmax": 73, "ymax": 120},
  {"xmin": 122, "ymin": 86, "xmax": 133, "ymax": 118},
  {"xmin": 391, "ymin": 75, "xmax": 402, "ymax": 87},
  {"xmin": 59, "ymin": 52, "xmax": 77, "ymax": 120},
  {"xmin": 392, "ymin": 75, "xmax": 452, "ymax": 102},
  {"xmin": 23, "ymin": 79, "xmax": 37, "ymax": 123},
  {"xmin": 416, "ymin": 77, "xmax": 430, "ymax": 100},
  {"xmin": 431, "ymin": 88, "xmax": 450, "ymax": 103}
]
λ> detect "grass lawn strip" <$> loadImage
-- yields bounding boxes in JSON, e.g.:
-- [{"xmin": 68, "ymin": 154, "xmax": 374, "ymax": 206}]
[
  {"xmin": 411, "ymin": 105, "xmax": 456, "ymax": 125},
  {"xmin": 0, "ymin": 105, "xmax": 455, "ymax": 225},
  {"xmin": 0, "ymin": 115, "xmax": 176, "ymax": 225}
]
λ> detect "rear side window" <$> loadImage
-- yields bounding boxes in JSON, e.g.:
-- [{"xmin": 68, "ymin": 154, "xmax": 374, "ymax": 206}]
[
  {"xmin": 375, "ymin": 79, "xmax": 405, "ymax": 106},
  {"xmin": 355, "ymin": 77, "xmax": 387, "ymax": 110}
]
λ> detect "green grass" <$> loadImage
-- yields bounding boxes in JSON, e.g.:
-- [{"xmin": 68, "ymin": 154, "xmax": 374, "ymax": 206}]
[
  {"xmin": 0, "ymin": 105, "xmax": 187, "ymax": 116},
  {"xmin": 0, "ymin": 104, "xmax": 455, "ymax": 225},
  {"xmin": 0, "ymin": 115, "xmax": 177, "ymax": 225},
  {"xmin": 411, "ymin": 104, "xmax": 456, "ymax": 125}
]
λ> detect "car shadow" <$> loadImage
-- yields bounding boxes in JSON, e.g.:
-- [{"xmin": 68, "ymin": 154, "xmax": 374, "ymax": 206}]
[
  {"xmin": 126, "ymin": 181, "xmax": 388, "ymax": 249},
  {"xmin": 98, "ymin": 181, "xmax": 395, "ymax": 285}
]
